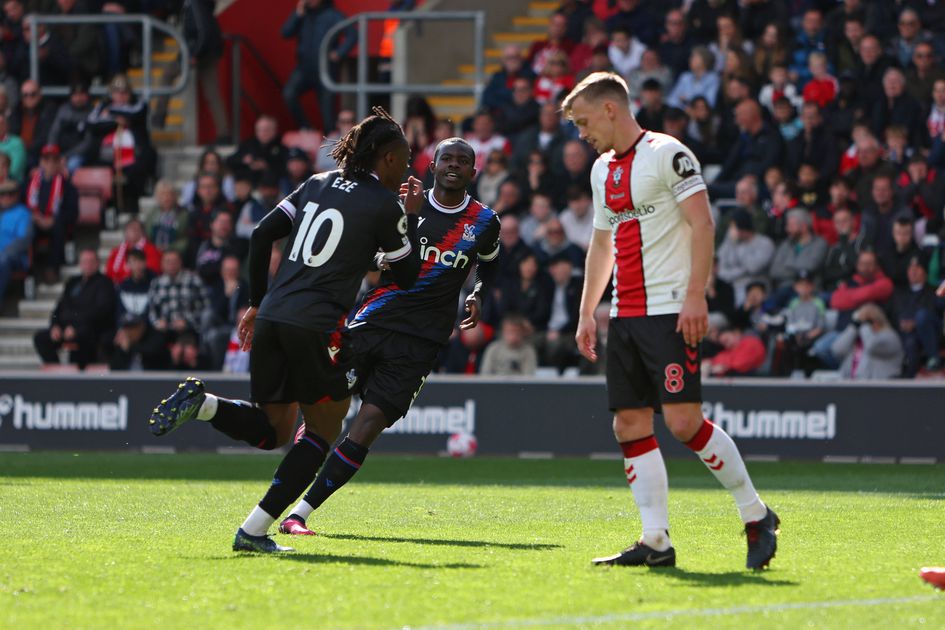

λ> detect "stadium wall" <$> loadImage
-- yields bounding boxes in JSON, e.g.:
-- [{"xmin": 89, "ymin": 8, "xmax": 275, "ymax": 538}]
[{"xmin": 0, "ymin": 374, "xmax": 942, "ymax": 463}]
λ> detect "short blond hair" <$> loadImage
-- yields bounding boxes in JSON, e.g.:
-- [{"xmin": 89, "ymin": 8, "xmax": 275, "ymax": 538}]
[{"xmin": 561, "ymin": 71, "xmax": 630, "ymax": 118}]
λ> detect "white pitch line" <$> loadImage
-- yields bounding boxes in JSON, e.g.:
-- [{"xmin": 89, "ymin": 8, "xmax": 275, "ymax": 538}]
[{"xmin": 407, "ymin": 595, "xmax": 941, "ymax": 629}]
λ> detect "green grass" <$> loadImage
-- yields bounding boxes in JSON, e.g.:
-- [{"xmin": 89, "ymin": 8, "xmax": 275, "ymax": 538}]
[{"xmin": 1, "ymin": 453, "xmax": 944, "ymax": 629}]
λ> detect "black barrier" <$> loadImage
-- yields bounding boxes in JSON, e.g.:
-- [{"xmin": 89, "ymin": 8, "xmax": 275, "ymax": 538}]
[{"xmin": 0, "ymin": 373, "xmax": 943, "ymax": 461}]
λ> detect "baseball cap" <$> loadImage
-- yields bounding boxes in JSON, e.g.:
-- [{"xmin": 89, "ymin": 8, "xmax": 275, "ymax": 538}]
[
  {"xmin": 40, "ymin": 144, "xmax": 60, "ymax": 158},
  {"xmin": 794, "ymin": 269, "xmax": 813, "ymax": 282}
]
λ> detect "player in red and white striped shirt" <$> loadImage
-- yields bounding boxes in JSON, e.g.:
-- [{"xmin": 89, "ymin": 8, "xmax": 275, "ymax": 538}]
[{"xmin": 563, "ymin": 72, "xmax": 780, "ymax": 570}]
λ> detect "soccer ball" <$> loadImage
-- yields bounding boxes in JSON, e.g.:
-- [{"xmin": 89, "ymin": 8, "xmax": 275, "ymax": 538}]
[{"xmin": 446, "ymin": 432, "xmax": 477, "ymax": 458}]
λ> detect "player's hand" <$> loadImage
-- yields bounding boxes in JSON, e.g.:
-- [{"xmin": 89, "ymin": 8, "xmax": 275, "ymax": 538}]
[
  {"xmin": 676, "ymin": 293, "xmax": 708, "ymax": 347},
  {"xmin": 575, "ymin": 316, "xmax": 598, "ymax": 362},
  {"xmin": 460, "ymin": 293, "xmax": 482, "ymax": 330},
  {"xmin": 238, "ymin": 306, "xmax": 257, "ymax": 352},
  {"xmin": 374, "ymin": 252, "xmax": 391, "ymax": 271},
  {"xmin": 63, "ymin": 325, "xmax": 76, "ymax": 341},
  {"xmin": 937, "ymin": 280, "xmax": 945, "ymax": 297},
  {"xmin": 400, "ymin": 176, "xmax": 423, "ymax": 215},
  {"xmin": 49, "ymin": 324, "xmax": 62, "ymax": 342}
]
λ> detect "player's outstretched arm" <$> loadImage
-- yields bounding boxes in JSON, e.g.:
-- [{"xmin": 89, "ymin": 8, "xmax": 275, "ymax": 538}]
[
  {"xmin": 576, "ymin": 228, "xmax": 615, "ymax": 362},
  {"xmin": 678, "ymin": 191, "xmax": 714, "ymax": 347}
]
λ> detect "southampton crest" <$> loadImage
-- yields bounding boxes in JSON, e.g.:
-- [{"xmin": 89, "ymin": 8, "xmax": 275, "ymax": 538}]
[{"xmin": 612, "ymin": 165, "xmax": 624, "ymax": 186}]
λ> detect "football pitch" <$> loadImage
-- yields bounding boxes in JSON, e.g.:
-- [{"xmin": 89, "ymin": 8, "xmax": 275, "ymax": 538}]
[{"xmin": 1, "ymin": 453, "xmax": 943, "ymax": 629}]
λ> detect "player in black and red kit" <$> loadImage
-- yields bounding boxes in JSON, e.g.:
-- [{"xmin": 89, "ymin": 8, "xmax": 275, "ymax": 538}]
[
  {"xmin": 276, "ymin": 138, "xmax": 501, "ymax": 536},
  {"xmin": 146, "ymin": 108, "xmax": 424, "ymax": 553}
]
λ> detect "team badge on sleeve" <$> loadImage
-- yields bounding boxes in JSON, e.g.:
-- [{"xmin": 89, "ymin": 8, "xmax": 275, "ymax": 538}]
[{"xmin": 397, "ymin": 215, "xmax": 408, "ymax": 235}]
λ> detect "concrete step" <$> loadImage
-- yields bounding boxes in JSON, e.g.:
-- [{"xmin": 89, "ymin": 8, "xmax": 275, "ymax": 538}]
[
  {"xmin": 152, "ymin": 51, "xmax": 178, "ymax": 64},
  {"xmin": 458, "ymin": 63, "xmax": 500, "ymax": 76},
  {"xmin": 100, "ymin": 229, "xmax": 124, "ymax": 249},
  {"xmin": 153, "ymin": 129, "xmax": 183, "ymax": 145},
  {"xmin": 0, "ymin": 317, "xmax": 46, "ymax": 336},
  {"xmin": 512, "ymin": 16, "xmax": 549, "ymax": 31},
  {"xmin": 18, "ymin": 299, "xmax": 56, "ymax": 319},
  {"xmin": 493, "ymin": 32, "xmax": 545, "ymax": 45},
  {"xmin": 0, "ymin": 355, "xmax": 41, "ymax": 369},
  {"xmin": 165, "ymin": 114, "xmax": 184, "ymax": 127},
  {"xmin": 528, "ymin": 0, "xmax": 558, "ymax": 17},
  {"xmin": 441, "ymin": 78, "xmax": 475, "ymax": 87},
  {"xmin": 36, "ymin": 283, "xmax": 63, "ymax": 299},
  {"xmin": 0, "ymin": 337, "xmax": 38, "ymax": 356}
]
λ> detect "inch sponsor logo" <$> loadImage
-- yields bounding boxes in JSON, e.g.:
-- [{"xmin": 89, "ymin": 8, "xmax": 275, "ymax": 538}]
[
  {"xmin": 419, "ymin": 236, "xmax": 471, "ymax": 268},
  {"xmin": 702, "ymin": 402, "xmax": 837, "ymax": 440},
  {"xmin": 0, "ymin": 394, "xmax": 128, "ymax": 431}
]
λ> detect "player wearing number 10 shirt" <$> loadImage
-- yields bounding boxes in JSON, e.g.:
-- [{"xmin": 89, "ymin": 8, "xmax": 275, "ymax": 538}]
[{"xmin": 563, "ymin": 73, "xmax": 779, "ymax": 570}]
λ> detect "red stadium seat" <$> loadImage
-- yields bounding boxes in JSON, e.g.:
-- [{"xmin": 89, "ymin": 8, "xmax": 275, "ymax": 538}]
[
  {"xmin": 71, "ymin": 167, "xmax": 114, "ymax": 226},
  {"xmin": 282, "ymin": 130, "xmax": 323, "ymax": 162}
]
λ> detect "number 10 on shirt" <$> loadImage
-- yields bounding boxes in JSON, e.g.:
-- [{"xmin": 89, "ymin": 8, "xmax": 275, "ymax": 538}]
[{"xmin": 288, "ymin": 202, "xmax": 345, "ymax": 268}]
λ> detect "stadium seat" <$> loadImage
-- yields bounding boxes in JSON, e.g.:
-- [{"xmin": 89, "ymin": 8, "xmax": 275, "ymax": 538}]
[
  {"xmin": 71, "ymin": 167, "xmax": 114, "ymax": 226},
  {"xmin": 282, "ymin": 130, "xmax": 323, "ymax": 161}
]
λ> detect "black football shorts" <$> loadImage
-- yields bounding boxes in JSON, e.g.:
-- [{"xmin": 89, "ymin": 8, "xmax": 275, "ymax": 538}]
[
  {"xmin": 348, "ymin": 324, "xmax": 442, "ymax": 425},
  {"xmin": 250, "ymin": 318, "xmax": 355, "ymax": 405},
  {"xmin": 605, "ymin": 314, "xmax": 702, "ymax": 412}
]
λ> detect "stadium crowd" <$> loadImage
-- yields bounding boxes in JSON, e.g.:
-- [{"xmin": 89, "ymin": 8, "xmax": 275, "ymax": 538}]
[{"xmin": 3, "ymin": 0, "xmax": 945, "ymax": 381}]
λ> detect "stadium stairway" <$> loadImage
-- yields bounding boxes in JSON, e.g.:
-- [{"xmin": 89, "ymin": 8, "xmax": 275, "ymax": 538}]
[
  {"xmin": 431, "ymin": 0, "xmax": 557, "ymax": 121},
  {"xmin": 0, "ymin": 146, "xmax": 220, "ymax": 370}
]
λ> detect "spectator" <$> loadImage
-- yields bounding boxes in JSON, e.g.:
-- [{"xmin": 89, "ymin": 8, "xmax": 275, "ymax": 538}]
[
  {"xmin": 780, "ymin": 270, "xmax": 827, "ymax": 376},
  {"xmin": 15, "ymin": 17, "xmax": 70, "ymax": 88},
  {"xmin": 222, "ymin": 305, "xmax": 251, "ymax": 373},
  {"xmin": 482, "ymin": 45, "xmax": 536, "ymax": 113},
  {"xmin": 879, "ymin": 215, "xmax": 921, "ymax": 288},
  {"xmin": 901, "ymin": 157, "xmax": 945, "ymax": 234},
  {"xmin": 47, "ymin": 81, "xmax": 93, "ymax": 173},
  {"xmin": 702, "ymin": 325, "xmax": 767, "ymax": 376},
  {"xmin": 492, "ymin": 178, "xmax": 528, "ymax": 218},
  {"xmin": 513, "ymin": 101, "xmax": 567, "ymax": 174},
  {"xmin": 892, "ymin": 254, "xmax": 940, "ymax": 375},
  {"xmin": 11, "ymin": 79, "xmax": 56, "ymax": 169},
  {"xmin": 831, "ymin": 303, "xmax": 904, "ymax": 379},
  {"xmin": 534, "ymin": 217, "xmax": 584, "ymax": 270},
  {"xmin": 575, "ymin": 43, "xmax": 612, "ymax": 84},
  {"xmin": 105, "ymin": 218, "xmax": 162, "ymax": 284},
  {"xmin": 519, "ymin": 149, "xmax": 555, "ymax": 202},
  {"xmin": 0, "ymin": 53, "xmax": 17, "ymax": 115},
  {"xmin": 906, "ymin": 41, "xmax": 944, "ymax": 106},
  {"xmin": 108, "ymin": 312, "xmax": 170, "ymax": 371},
  {"xmin": 557, "ymin": 0, "xmax": 593, "ymax": 45},
  {"xmin": 710, "ymin": 99, "xmax": 784, "ymax": 199},
  {"xmin": 667, "ymin": 46, "xmax": 719, "ymax": 109},
  {"xmin": 85, "ymin": 74, "xmax": 156, "ymax": 214},
  {"xmin": 536, "ymin": 253, "xmax": 581, "ymax": 372},
  {"xmin": 33, "ymin": 248, "xmax": 115, "ymax": 369},
  {"xmin": 527, "ymin": 12, "xmax": 575, "ymax": 76},
  {"xmin": 496, "ymin": 77, "xmax": 540, "ymax": 144},
  {"xmin": 185, "ymin": 171, "xmax": 231, "ymax": 266},
  {"xmin": 441, "ymin": 323, "xmax": 494, "ymax": 375},
  {"xmin": 768, "ymin": 208, "xmax": 828, "ymax": 299},
  {"xmin": 853, "ymin": 35, "xmax": 894, "ymax": 114},
  {"xmin": 402, "ymin": 96, "xmax": 436, "ymax": 166},
  {"xmin": 659, "ymin": 8, "xmax": 692, "ymax": 79},
  {"xmin": 796, "ymin": 163, "xmax": 827, "ymax": 213},
  {"xmin": 148, "ymin": 249, "xmax": 208, "ymax": 340},
  {"xmin": 194, "ymin": 209, "xmax": 239, "ymax": 286},
  {"xmin": 872, "ymin": 68, "xmax": 925, "ymax": 148},
  {"xmin": 533, "ymin": 52, "xmax": 574, "ymax": 107},
  {"xmin": 759, "ymin": 64, "xmax": 802, "ymax": 116},
  {"xmin": 685, "ymin": 96, "xmax": 721, "ymax": 162},
  {"xmin": 729, "ymin": 280, "xmax": 767, "ymax": 333},
  {"xmin": 606, "ymin": 0, "xmax": 658, "ymax": 48},
  {"xmin": 814, "ymin": 177, "xmax": 860, "ymax": 246},
  {"xmin": 752, "ymin": 23, "xmax": 790, "ymax": 80},
  {"xmin": 831, "ymin": 15, "xmax": 866, "ymax": 77},
  {"xmin": 480, "ymin": 314, "xmax": 538, "ymax": 376},
  {"xmin": 0, "ymin": 1, "xmax": 25, "ymax": 80},
  {"xmin": 661, "ymin": 106, "xmax": 708, "ymax": 165},
  {"xmin": 772, "ymin": 97, "xmax": 802, "ymax": 143},
  {"xmin": 114, "ymin": 248, "xmax": 154, "ymax": 323},
  {"xmin": 791, "ymin": 10, "xmax": 829, "ymax": 84},
  {"xmin": 475, "ymin": 149, "xmax": 510, "ymax": 210},
  {"xmin": 98, "ymin": 2, "xmax": 136, "ymax": 78},
  {"xmin": 830, "ymin": 249, "xmax": 894, "ymax": 330},
  {"xmin": 626, "ymin": 48, "xmax": 673, "ymax": 101},
  {"xmin": 281, "ymin": 0, "xmax": 355, "ymax": 130},
  {"xmin": 182, "ymin": 0, "xmax": 229, "ymax": 143},
  {"xmin": 0, "ymin": 111, "xmax": 25, "ymax": 181},
  {"xmin": 716, "ymin": 209, "xmax": 775, "ymax": 306},
  {"xmin": 464, "ymin": 110, "xmax": 511, "ymax": 175},
  {"xmin": 498, "ymin": 252, "xmax": 552, "ymax": 332},
  {"xmin": 144, "ymin": 179, "xmax": 188, "ymax": 257},
  {"xmin": 204, "ymin": 254, "xmax": 249, "ymax": 370},
  {"xmin": 181, "ymin": 147, "xmax": 235, "ymax": 206},
  {"xmin": 27, "ymin": 144, "xmax": 77, "ymax": 282},
  {"xmin": 169, "ymin": 330, "xmax": 213, "ymax": 371},
  {"xmin": 848, "ymin": 135, "xmax": 896, "ymax": 205},
  {"xmin": 415, "ymin": 119, "xmax": 455, "ymax": 185},
  {"xmin": 496, "ymin": 213, "xmax": 531, "ymax": 280},
  {"xmin": 225, "ymin": 114, "xmax": 288, "ymax": 184},
  {"xmin": 888, "ymin": 8, "xmax": 933, "ymax": 68},
  {"xmin": 519, "ymin": 192, "xmax": 556, "ymax": 247},
  {"xmin": 232, "ymin": 170, "xmax": 266, "ymax": 248},
  {"xmin": 729, "ymin": 174, "xmax": 769, "ymax": 237},
  {"xmin": 607, "ymin": 25, "xmax": 644, "ymax": 80},
  {"xmin": 708, "ymin": 14, "xmax": 753, "ymax": 73},
  {"xmin": 559, "ymin": 185, "xmax": 593, "ymax": 251},
  {"xmin": 860, "ymin": 174, "xmax": 905, "ymax": 258},
  {"xmin": 568, "ymin": 16, "xmax": 608, "ymax": 78},
  {"xmin": 283, "ymin": 147, "xmax": 311, "ymax": 194},
  {"xmin": 553, "ymin": 139, "xmax": 593, "ymax": 205},
  {"xmin": 51, "ymin": 0, "xmax": 102, "ymax": 84},
  {"xmin": 802, "ymin": 52, "xmax": 837, "ymax": 109},
  {"xmin": 786, "ymin": 102, "xmax": 839, "ymax": 185},
  {"xmin": 634, "ymin": 78, "xmax": 668, "ymax": 133},
  {"xmin": 0, "ymin": 178, "xmax": 30, "ymax": 302},
  {"xmin": 822, "ymin": 207, "xmax": 863, "ymax": 291},
  {"xmin": 315, "ymin": 109, "xmax": 356, "ymax": 173}
]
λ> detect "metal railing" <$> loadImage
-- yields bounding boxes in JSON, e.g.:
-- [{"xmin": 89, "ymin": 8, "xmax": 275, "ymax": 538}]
[
  {"xmin": 223, "ymin": 34, "xmax": 284, "ymax": 145},
  {"xmin": 319, "ymin": 10, "xmax": 486, "ymax": 121},
  {"xmin": 27, "ymin": 13, "xmax": 190, "ymax": 101}
]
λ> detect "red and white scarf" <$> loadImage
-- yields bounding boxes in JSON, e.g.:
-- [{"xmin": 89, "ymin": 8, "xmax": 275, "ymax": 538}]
[
  {"xmin": 110, "ymin": 238, "xmax": 146, "ymax": 277},
  {"xmin": 26, "ymin": 171, "xmax": 64, "ymax": 218}
]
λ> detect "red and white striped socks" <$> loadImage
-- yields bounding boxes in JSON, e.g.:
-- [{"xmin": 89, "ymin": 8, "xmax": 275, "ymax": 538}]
[
  {"xmin": 620, "ymin": 435, "xmax": 671, "ymax": 551},
  {"xmin": 686, "ymin": 419, "xmax": 767, "ymax": 523}
]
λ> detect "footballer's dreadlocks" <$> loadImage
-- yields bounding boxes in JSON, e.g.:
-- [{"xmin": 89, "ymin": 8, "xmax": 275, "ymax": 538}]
[{"xmin": 329, "ymin": 106, "xmax": 406, "ymax": 179}]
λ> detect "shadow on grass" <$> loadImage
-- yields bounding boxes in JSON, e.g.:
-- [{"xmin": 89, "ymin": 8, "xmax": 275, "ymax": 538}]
[
  {"xmin": 205, "ymin": 552, "xmax": 481, "ymax": 569},
  {"xmin": 659, "ymin": 567, "xmax": 799, "ymax": 587},
  {"xmin": 320, "ymin": 532, "xmax": 561, "ymax": 550}
]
